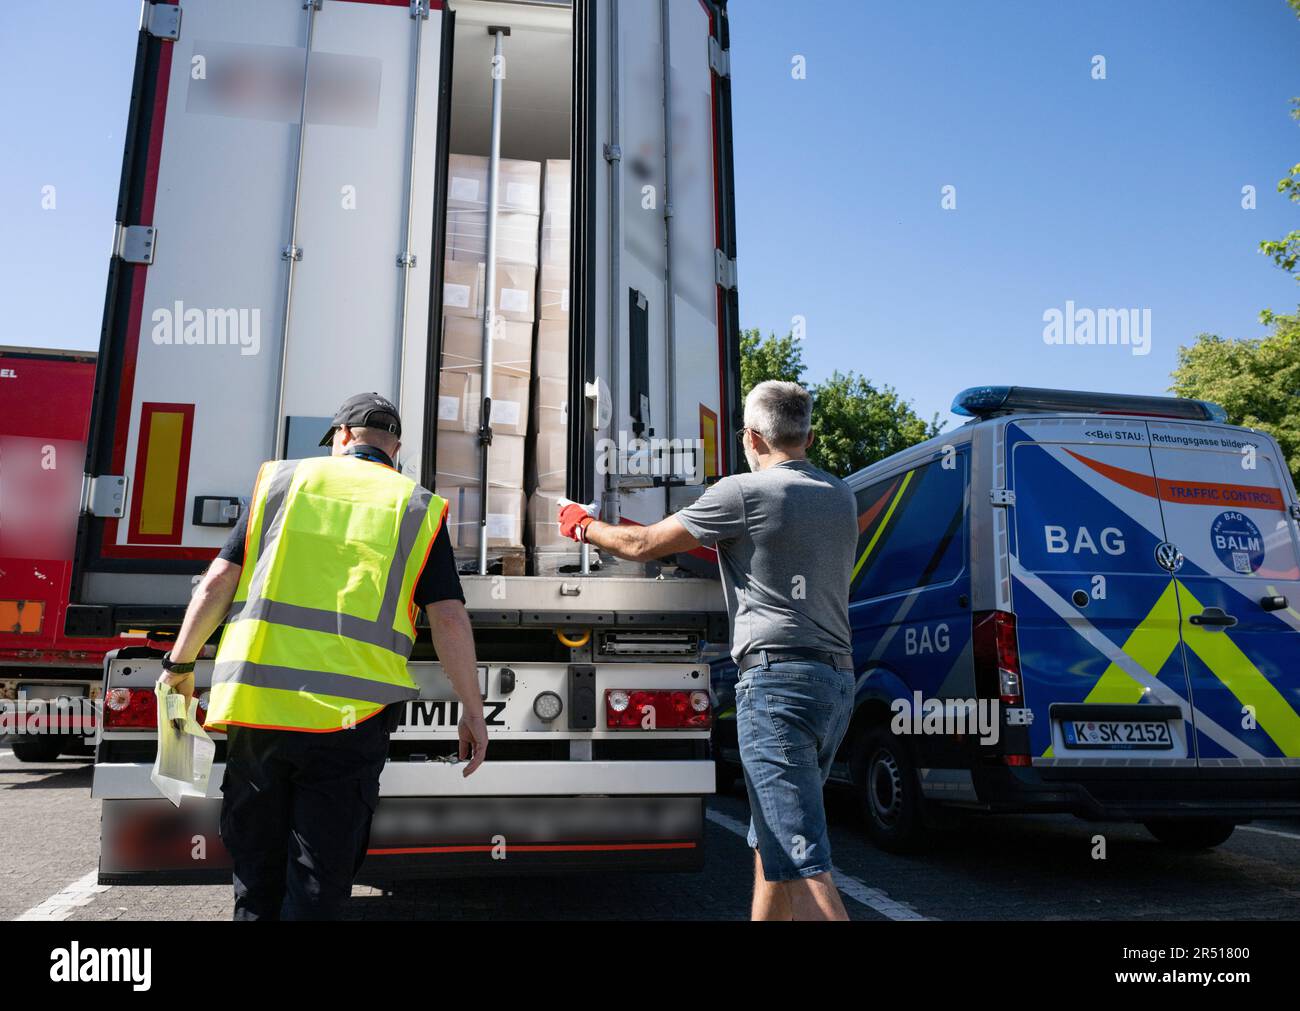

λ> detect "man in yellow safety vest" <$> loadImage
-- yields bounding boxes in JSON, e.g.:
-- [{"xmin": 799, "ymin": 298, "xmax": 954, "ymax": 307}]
[{"xmin": 160, "ymin": 392, "xmax": 486, "ymax": 920}]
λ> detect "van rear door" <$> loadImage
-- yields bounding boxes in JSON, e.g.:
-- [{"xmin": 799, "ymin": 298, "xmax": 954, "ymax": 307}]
[
  {"xmin": 1147, "ymin": 422, "xmax": 1300, "ymax": 765},
  {"xmin": 1006, "ymin": 418, "xmax": 1193, "ymax": 763}
]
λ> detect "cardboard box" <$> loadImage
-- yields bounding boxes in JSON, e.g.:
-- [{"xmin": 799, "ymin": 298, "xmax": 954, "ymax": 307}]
[
  {"xmin": 488, "ymin": 262, "xmax": 536, "ymax": 323},
  {"xmin": 447, "ymin": 154, "xmax": 541, "ymax": 214},
  {"xmin": 437, "ymin": 486, "xmax": 460, "ymax": 547},
  {"xmin": 526, "ymin": 490, "xmax": 571, "ymax": 550},
  {"xmin": 465, "ymin": 370, "xmax": 530, "ymax": 438},
  {"xmin": 530, "ymin": 427, "xmax": 567, "ymax": 492},
  {"xmin": 532, "ymin": 375, "xmax": 568, "ymax": 432},
  {"xmin": 446, "ymin": 209, "xmax": 540, "ymax": 266},
  {"xmin": 440, "ymin": 486, "xmax": 525, "ymax": 550},
  {"xmin": 436, "ymin": 369, "xmax": 470, "ymax": 433},
  {"xmin": 436, "ymin": 431, "xmax": 525, "ymax": 488},
  {"xmin": 535, "ymin": 319, "xmax": 569, "ymax": 379},
  {"xmin": 441, "ymin": 315, "xmax": 532, "ymax": 378},
  {"xmin": 442, "ymin": 259, "xmax": 482, "ymax": 320},
  {"xmin": 541, "ymin": 160, "xmax": 571, "ymax": 265},
  {"xmin": 538, "ymin": 262, "xmax": 569, "ymax": 321}
]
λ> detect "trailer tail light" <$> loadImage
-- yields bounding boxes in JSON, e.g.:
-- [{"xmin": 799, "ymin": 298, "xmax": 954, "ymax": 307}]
[
  {"xmin": 104, "ymin": 687, "xmax": 155, "ymax": 730},
  {"xmin": 103, "ymin": 687, "xmax": 207, "ymax": 730},
  {"xmin": 605, "ymin": 689, "xmax": 712, "ymax": 729},
  {"xmin": 973, "ymin": 609, "xmax": 1022, "ymax": 704}
]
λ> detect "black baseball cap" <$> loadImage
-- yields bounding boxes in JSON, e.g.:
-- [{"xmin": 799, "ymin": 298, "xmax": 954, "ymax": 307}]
[{"xmin": 319, "ymin": 392, "xmax": 402, "ymax": 447}]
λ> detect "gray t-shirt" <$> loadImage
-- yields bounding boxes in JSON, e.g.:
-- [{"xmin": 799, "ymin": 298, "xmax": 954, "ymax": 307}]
[{"xmin": 675, "ymin": 459, "xmax": 858, "ymax": 661}]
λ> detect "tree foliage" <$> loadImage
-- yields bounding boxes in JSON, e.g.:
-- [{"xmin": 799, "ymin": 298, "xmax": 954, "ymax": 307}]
[
  {"xmin": 739, "ymin": 328, "xmax": 943, "ymax": 476},
  {"xmin": 1169, "ymin": 311, "xmax": 1300, "ymax": 486}
]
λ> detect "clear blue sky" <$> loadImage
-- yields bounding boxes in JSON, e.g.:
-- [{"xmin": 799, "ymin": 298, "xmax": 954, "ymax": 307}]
[{"xmin": 2, "ymin": 0, "xmax": 1297, "ymax": 431}]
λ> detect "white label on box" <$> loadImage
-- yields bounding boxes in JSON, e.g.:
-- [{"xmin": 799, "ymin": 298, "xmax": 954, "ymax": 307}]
[
  {"xmin": 486, "ymin": 513, "xmax": 516, "ymax": 540},
  {"xmin": 450, "ymin": 176, "xmax": 480, "ymax": 203},
  {"xmin": 444, "ymin": 282, "xmax": 470, "ymax": 309},
  {"xmin": 499, "ymin": 287, "xmax": 529, "ymax": 313},
  {"xmin": 438, "ymin": 396, "xmax": 460, "ymax": 421},
  {"xmin": 561, "ymin": 288, "xmax": 570, "ymax": 312},
  {"xmin": 493, "ymin": 399, "xmax": 521, "ymax": 427},
  {"xmin": 505, "ymin": 182, "xmax": 537, "ymax": 208}
]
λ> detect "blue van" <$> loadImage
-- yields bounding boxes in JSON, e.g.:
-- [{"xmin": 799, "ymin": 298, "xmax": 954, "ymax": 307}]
[{"xmin": 712, "ymin": 386, "xmax": 1300, "ymax": 851}]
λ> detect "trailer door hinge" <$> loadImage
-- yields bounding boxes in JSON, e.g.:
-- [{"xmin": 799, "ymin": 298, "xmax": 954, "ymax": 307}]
[
  {"xmin": 1006, "ymin": 707, "xmax": 1034, "ymax": 726},
  {"xmin": 990, "ymin": 488, "xmax": 1016, "ymax": 507},
  {"xmin": 709, "ymin": 37, "xmax": 730, "ymax": 78},
  {"xmin": 115, "ymin": 224, "xmax": 156, "ymax": 265},
  {"xmin": 142, "ymin": 2, "xmax": 182, "ymax": 40},
  {"xmin": 83, "ymin": 475, "xmax": 128, "ymax": 518},
  {"xmin": 714, "ymin": 249, "xmax": 737, "ymax": 291},
  {"xmin": 410, "ymin": 0, "xmax": 429, "ymax": 18},
  {"xmin": 1290, "ymin": 503, "xmax": 1300, "ymax": 521},
  {"xmin": 603, "ymin": 143, "xmax": 622, "ymax": 163}
]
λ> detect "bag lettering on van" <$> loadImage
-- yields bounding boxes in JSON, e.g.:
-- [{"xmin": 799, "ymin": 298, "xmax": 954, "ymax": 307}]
[
  {"xmin": 1044, "ymin": 525, "xmax": 1125, "ymax": 556},
  {"xmin": 905, "ymin": 623, "xmax": 950, "ymax": 655}
]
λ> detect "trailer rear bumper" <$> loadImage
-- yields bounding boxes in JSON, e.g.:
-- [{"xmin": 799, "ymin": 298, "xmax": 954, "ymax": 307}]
[{"xmin": 99, "ymin": 791, "xmax": 707, "ymax": 885}]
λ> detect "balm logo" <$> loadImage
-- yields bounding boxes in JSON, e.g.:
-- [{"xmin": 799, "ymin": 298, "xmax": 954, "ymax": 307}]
[
  {"xmin": 1042, "ymin": 301, "xmax": 1151, "ymax": 356},
  {"xmin": 150, "ymin": 301, "xmax": 261, "ymax": 356},
  {"xmin": 49, "ymin": 943, "xmax": 151, "ymax": 991}
]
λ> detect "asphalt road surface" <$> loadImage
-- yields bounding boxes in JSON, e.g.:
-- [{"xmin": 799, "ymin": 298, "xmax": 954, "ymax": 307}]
[{"xmin": 4, "ymin": 747, "xmax": 1298, "ymax": 922}]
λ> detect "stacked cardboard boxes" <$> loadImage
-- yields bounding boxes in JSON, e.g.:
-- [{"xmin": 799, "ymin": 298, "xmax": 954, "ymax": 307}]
[
  {"xmin": 437, "ymin": 154, "xmax": 542, "ymax": 562},
  {"xmin": 526, "ymin": 160, "xmax": 574, "ymax": 567}
]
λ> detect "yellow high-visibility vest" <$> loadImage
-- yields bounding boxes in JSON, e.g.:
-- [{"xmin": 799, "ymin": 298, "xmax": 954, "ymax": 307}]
[{"xmin": 205, "ymin": 456, "xmax": 446, "ymax": 733}]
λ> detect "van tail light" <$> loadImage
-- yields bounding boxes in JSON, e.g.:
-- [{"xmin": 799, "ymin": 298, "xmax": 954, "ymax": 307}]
[
  {"xmin": 103, "ymin": 687, "xmax": 207, "ymax": 731},
  {"xmin": 606, "ymin": 689, "xmax": 712, "ymax": 729},
  {"xmin": 973, "ymin": 609, "xmax": 1022, "ymax": 705}
]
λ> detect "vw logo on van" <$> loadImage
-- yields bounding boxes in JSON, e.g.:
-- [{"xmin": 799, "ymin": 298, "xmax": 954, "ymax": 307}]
[{"xmin": 1155, "ymin": 541, "xmax": 1184, "ymax": 573}]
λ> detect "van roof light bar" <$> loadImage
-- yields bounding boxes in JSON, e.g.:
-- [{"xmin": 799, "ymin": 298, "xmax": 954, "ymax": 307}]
[{"xmin": 951, "ymin": 386, "xmax": 1228, "ymax": 423}]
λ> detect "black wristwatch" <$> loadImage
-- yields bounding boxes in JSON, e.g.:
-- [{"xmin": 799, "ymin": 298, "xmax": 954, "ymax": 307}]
[{"xmin": 161, "ymin": 652, "xmax": 195, "ymax": 675}]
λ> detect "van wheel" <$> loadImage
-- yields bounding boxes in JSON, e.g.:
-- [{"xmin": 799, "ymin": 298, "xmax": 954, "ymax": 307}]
[
  {"xmin": 1143, "ymin": 818, "xmax": 1236, "ymax": 849},
  {"xmin": 851, "ymin": 725, "xmax": 926, "ymax": 853},
  {"xmin": 10, "ymin": 737, "xmax": 63, "ymax": 763}
]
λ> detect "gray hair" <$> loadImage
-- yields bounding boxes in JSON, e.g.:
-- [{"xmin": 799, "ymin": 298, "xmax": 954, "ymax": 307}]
[{"xmin": 744, "ymin": 380, "xmax": 813, "ymax": 450}]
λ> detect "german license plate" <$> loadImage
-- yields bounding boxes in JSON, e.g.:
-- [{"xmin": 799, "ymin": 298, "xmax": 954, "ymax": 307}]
[{"xmin": 1062, "ymin": 720, "xmax": 1172, "ymax": 750}]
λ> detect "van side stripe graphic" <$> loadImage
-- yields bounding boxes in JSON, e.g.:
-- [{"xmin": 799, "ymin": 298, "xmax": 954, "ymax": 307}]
[
  {"xmin": 852, "ymin": 471, "xmax": 913, "ymax": 582},
  {"xmin": 1010, "ymin": 558, "xmax": 1260, "ymax": 761},
  {"xmin": 1064, "ymin": 449, "xmax": 1286, "ymax": 512},
  {"xmin": 1177, "ymin": 581, "xmax": 1300, "ymax": 757}
]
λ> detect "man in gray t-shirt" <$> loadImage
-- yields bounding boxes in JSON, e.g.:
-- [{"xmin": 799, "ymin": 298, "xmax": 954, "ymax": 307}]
[{"xmin": 557, "ymin": 380, "xmax": 859, "ymax": 921}]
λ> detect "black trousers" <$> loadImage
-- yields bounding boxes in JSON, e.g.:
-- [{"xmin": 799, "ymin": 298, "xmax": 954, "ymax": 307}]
[{"xmin": 219, "ymin": 705, "xmax": 400, "ymax": 921}]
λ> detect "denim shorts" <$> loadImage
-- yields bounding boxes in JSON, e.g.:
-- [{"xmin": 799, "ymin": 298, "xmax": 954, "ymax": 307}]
[{"xmin": 736, "ymin": 658, "xmax": 855, "ymax": 882}]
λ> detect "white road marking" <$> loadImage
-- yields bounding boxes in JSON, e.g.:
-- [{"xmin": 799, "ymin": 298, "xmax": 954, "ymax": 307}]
[
  {"xmin": 705, "ymin": 808, "xmax": 933, "ymax": 921},
  {"xmin": 1238, "ymin": 824, "xmax": 1300, "ymax": 842},
  {"xmin": 16, "ymin": 870, "xmax": 111, "ymax": 922}
]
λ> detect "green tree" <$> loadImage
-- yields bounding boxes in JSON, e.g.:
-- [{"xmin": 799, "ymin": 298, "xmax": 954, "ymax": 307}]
[
  {"xmin": 1259, "ymin": 1, "xmax": 1300, "ymax": 283},
  {"xmin": 1169, "ymin": 310, "xmax": 1300, "ymax": 486},
  {"xmin": 739, "ymin": 329, "xmax": 944, "ymax": 476},
  {"xmin": 739, "ymin": 328, "xmax": 804, "ymax": 396}
]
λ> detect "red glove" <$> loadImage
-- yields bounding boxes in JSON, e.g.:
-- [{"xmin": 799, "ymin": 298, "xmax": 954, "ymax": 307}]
[{"xmin": 557, "ymin": 499, "xmax": 598, "ymax": 542}]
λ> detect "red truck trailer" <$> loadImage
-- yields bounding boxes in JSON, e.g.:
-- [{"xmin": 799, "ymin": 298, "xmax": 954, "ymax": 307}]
[{"xmin": 0, "ymin": 346, "xmax": 137, "ymax": 761}]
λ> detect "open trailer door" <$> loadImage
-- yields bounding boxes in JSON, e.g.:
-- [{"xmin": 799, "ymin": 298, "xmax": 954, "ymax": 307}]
[
  {"xmin": 573, "ymin": 0, "xmax": 741, "ymax": 522},
  {"xmin": 74, "ymin": 0, "xmax": 451, "ymax": 625}
]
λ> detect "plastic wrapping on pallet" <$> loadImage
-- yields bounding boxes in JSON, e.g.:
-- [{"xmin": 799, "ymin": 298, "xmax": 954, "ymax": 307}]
[
  {"xmin": 446, "ymin": 209, "xmax": 540, "ymax": 266},
  {"xmin": 438, "ymin": 485, "xmax": 525, "ymax": 550},
  {"xmin": 441, "ymin": 315, "xmax": 532, "ymax": 378},
  {"xmin": 435, "ymin": 431, "xmax": 525, "ymax": 488},
  {"xmin": 446, "ymin": 154, "xmax": 541, "ymax": 215}
]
